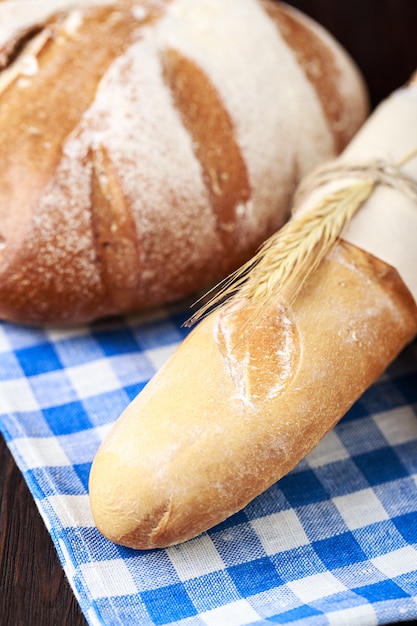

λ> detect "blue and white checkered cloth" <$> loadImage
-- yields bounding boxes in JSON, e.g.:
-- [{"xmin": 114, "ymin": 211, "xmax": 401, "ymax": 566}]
[{"xmin": 1, "ymin": 299, "xmax": 417, "ymax": 626}]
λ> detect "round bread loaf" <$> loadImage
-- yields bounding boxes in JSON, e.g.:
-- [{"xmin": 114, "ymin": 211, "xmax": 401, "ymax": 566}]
[{"xmin": 0, "ymin": 0, "xmax": 368, "ymax": 324}]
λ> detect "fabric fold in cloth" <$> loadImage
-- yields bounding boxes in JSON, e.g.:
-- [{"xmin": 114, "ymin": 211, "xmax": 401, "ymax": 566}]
[{"xmin": 1, "ymin": 301, "xmax": 417, "ymax": 626}]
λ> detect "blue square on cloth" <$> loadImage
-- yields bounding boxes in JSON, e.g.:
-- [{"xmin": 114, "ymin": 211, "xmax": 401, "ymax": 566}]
[
  {"xmin": 27, "ymin": 465, "xmax": 86, "ymax": 497},
  {"xmin": 43, "ymin": 402, "xmax": 93, "ymax": 435},
  {"xmin": 56, "ymin": 430, "xmax": 104, "ymax": 466},
  {"xmin": 271, "ymin": 545, "xmax": 327, "ymax": 581},
  {"xmin": 29, "ymin": 370, "xmax": 78, "ymax": 408},
  {"xmin": 295, "ymin": 500, "xmax": 347, "ymax": 542},
  {"xmin": 352, "ymin": 521, "xmax": 407, "ymax": 559},
  {"xmin": 210, "ymin": 509, "xmax": 249, "ymax": 532},
  {"xmin": 15, "ymin": 342, "xmax": 62, "ymax": 376},
  {"xmin": 210, "ymin": 522, "xmax": 265, "ymax": 566},
  {"xmin": 312, "ymin": 532, "xmax": 367, "ymax": 569},
  {"xmin": 309, "ymin": 458, "xmax": 370, "ymax": 497},
  {"xmin": 92, "ymin": 594, "xmax": 160, "ymax": 626},
  {"xmin": 395, "ymin": 372, "xmax": 417, "ymax": 404},
  {"xmin": 65, "ymin": 527, "xmax": 127, "ymax": 564},
  {"xmin": 245, "ymin": 483, "xmax": 291, "ymax": 519},
  {"xmin": 362, "ymin": 378, "xmax": 412, "ymax": 413},
  {"xmin": 392, "ymin": 512, "xmax": 417, "ymax": 544},
  {"xmin": 73, "ymin": 462, "xmax": 92, "ymax": 492},
  {"xmin": 394, "ymin": 442, "xmax": 417, "ymax": 476},
  {"xmin": 184, "ymin": 571, "xmax": 240, "ymax": 611},
  {"xmin": 108, "ymin": 353, "xmax": 155, "ymax": 387},
  {"xmin": 353, "ymin": 448, "xmax": 408, "ymax": 486},
  {"xmin": 341, "ymin": 398, "xmax": 370, "ymax": 422},
  {"xmin": 92, "ymin": 328, "xmax": 140, "ymax": 356},
  {"xmin": 354, "ymin": 579, "xmax": 410, "ymax": 602},
  {"xmin": 227, "ymin": 556, "xmax": 283, "ymax": 596},
  {"xmin": 394, "ymin": 571, "xmax": 417, "ymax": 597},
  {"xmin": 335, "ymin": 416, "xmax": 388, "ymax": 455},
  {"xmin": 278, "ymin": 470, "xmax": 328, "ymax": 507},
  {"xmin": 140, "ymin": 583, "xmax": 197, "ymax": 625},
  {"xmin": 124, "ymin": 382, "xmax": 148, "ymax": 402}
]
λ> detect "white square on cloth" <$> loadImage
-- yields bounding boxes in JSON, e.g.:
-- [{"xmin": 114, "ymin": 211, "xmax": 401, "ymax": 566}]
[
  {"xmin": 12, "ymin": 436, "xmax": 71, "ymax": 469},
  {"xmin": 80, "ymin": 559, "xmax": 137, "ymax": 599},
  {"xmin": 95, "ymin": 422, "xmax": 116, "ymax": 443},
  {"xmin": 59, "ymin": 538, "xmax": 77, "ymax": 580},
  {"xmin": 305, "ymin": 430, "xmax": 350, "ymax": 468},
  {"xmin": 167, "ymin": 535, "xmax": 225, "ymax": 580},
  {"xmin": 288, "ymin": 571, "xmax": 347, "ymax": 603},
  {"xmin": 332, "ymin": 488, "xmax": 389, "ymax": 530},
  {"xmin": 327, "ymin": 604, "xmax": 377, "ymax": 626},
  {"xmin": 46, "ymin": 326, "xmax": 90, "ymax": 343},
  {"xmin": 251, "ymin": 509, "xmax": 310, "ymax": 555},
  {"xmin": 371, "ymin": 546, "xmax": 417, "ymax": 577},
  {"xmin": 200, "ymin": 599, "xmax": 260, "ymax": 626},
  {"xmin": 373, "ymin": 406, "xmax": 417, "ymax": 445},
  {"xmin": 0, "ymin": 325, "xmax": 12, "ymax": 352},
  {"xmin": 0, "ymin": 378, "xmax": 39, "ymax": 412},
  {"xmin": 66, "ymin": 359, "xmax": 121, "ymax": 399},
  {"xmin": 48, "ymin": 494, "xmax": 95, "ymax": 528},
  {"xmin": 145, "ymin": 344, "xmax": 178, "ymax": 371}
]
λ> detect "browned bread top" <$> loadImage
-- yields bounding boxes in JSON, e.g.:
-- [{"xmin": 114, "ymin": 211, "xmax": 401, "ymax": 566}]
[{"xmin": 0, "ymin": 0, "xmax": 368, "ymax": 324}]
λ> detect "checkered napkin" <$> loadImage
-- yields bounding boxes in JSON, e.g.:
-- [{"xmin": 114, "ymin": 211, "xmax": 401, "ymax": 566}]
[{"xmin": 1, "ymin": 300, "xmax": 417, "ymax": 626}]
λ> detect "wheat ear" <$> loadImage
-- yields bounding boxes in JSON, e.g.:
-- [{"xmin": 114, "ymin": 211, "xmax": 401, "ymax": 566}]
[{"xmin": 186, "ymin": 179, "xmax": 375, "ymax": 326}]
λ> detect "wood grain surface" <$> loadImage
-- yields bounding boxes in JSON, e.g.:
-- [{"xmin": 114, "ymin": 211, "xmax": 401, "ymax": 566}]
[
  {"xmin": 1, "ymin": 1, "xmax": 417, "ymax": 624},
  {"xmin": 0, "ymin": 434, "xmax": 88, "ymax": 626}
]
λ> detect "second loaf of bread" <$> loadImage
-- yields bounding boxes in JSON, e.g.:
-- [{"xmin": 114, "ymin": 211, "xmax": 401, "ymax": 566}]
[{"xmin": 0, "ymin": 0, "xmax": 368, "ymax": 324}]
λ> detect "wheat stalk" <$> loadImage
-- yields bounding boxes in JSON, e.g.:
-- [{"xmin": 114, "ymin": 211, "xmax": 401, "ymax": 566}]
[
  {"xmin": 186, "ymin": 178, "xmax": 375, "ymax": 326},
  {"xmin": 240, "ymin": 179, "xmax": 374, "ymax": 302},
  {"xmin": 186, "ymin": 149, "xmax": 417, "ymax": 328}
]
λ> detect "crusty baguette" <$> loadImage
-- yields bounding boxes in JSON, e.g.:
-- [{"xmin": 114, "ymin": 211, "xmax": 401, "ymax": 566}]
[
  {"xmin": 0, "ymin": 0, "xmax": 367, "ymax": 324},
  {"xmin": 89, "ymin": 241, "xmax": 417, "ymax": 549},
  {"xmin": 88, "ymin": 76, "xmax": 417, "ymax": 550}
]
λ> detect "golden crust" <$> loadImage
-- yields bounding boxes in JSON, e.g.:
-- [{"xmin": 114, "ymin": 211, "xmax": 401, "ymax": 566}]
[{"xmin": 89, "ymin": 242, "xmax": 417, "ymax": 548}]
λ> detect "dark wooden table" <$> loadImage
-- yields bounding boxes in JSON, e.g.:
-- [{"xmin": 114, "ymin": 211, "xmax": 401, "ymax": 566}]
[
  {"xmin": 1, "ymin": 1, "xmax": 417, "ymax": 625},
  {"xmin": 289, "ymin": 0, "xmax": 417, "ymax": 109},
  {"xmin": 0, "ymin": 435, "xmax": 88, "ymax": 626}
]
